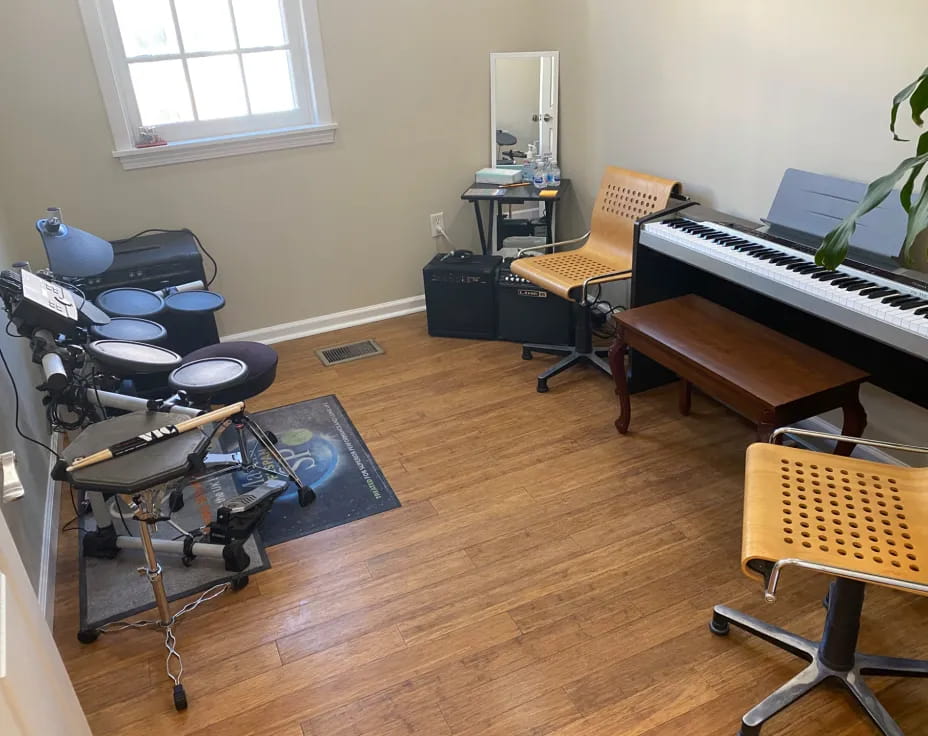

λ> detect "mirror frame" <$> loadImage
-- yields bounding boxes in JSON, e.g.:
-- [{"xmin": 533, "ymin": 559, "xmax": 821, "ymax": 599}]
[{"xmin": 489, "ymin": 50, "xmax": 559, "ymax": 168}]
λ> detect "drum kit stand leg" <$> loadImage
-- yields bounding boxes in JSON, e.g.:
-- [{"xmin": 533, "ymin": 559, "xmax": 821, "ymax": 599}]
[{"xmin": 78, "ymin": 485, "xmax": 244, "ymax": 710}]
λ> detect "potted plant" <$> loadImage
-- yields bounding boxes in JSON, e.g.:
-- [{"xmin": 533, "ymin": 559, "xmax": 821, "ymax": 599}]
[{"xmin": 816, "ymin": 66, "xmax": 928, "ymax": 270}]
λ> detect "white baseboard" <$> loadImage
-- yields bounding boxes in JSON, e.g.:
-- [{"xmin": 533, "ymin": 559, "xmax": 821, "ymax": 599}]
[
  {"xmin": 221, "ymin": 295, "xmax": 426, "ymax": 346},
  {"xmin": 39, "ymin": 433, "xmax": 61, "ymax": 626},
  {"xmin": 796, "ymin": 416, "xmax": 906, "ymax": 467}
]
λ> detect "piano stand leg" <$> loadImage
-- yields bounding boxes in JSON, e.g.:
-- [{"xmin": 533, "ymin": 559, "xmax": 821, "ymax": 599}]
[{"xmin": 835, "ymin": 396, "xmax": 868, "ymax": 457}]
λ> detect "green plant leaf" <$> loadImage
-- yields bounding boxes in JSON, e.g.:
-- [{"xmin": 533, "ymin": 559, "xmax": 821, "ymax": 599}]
[
  {"xmin": 900, "ymin": 130, "xmax": 928, "ymax": 212},
  {"xmin": 900, "ymin": 183, "xmax": 928, "ymax": 266},
  {"xmin": 891, "ymin": 66, "xmax": 928, "ymax": 140},
  {"xmin": 816, "ymin": 151, "xmax": 928, "ymax": 269},
  {"xmin": 911, "ymin": 76, "xmax": 928, "ymax": 126}
]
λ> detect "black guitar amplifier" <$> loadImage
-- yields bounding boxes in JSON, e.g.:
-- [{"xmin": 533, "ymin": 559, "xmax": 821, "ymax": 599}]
[
  {"xmin": 423, "ymin": 253, "xmax": 501, "ymax": 339},
  {"xmin": 496, "ymin": 259, "xmax": 574, "ymax": 344}
]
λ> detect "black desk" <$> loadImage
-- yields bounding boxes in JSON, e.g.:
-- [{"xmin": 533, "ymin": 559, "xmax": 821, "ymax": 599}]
[{"xmin": 461, "ymin": 179, "xmax": 570, "ymax": 255}]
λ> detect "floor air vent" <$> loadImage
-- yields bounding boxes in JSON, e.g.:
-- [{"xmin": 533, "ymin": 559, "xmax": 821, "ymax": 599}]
[{"xmin": 316, "ymin": 339, "xmax": 384, "ymax": 366}]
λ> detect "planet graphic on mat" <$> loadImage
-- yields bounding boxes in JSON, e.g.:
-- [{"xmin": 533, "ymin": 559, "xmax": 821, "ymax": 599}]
[{"xmin": 273, "ymin": 429, "xmax": 340, "ymax": 495}]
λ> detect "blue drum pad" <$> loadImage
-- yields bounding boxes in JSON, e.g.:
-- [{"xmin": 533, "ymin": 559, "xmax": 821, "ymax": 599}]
[{"xmin": 216, "ymin": 394, "xmax": 399, "ymax": 547}]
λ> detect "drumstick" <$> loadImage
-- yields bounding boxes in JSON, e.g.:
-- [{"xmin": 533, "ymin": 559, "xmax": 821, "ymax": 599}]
[{"xmin": 66, "ymin": 402, "xmax": 245, "ymax": 473}]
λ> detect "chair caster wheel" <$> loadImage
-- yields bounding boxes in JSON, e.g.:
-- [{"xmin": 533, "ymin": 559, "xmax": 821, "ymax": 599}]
[
  {"xmin": 522, "ymin": 348, "xmax": 533, "ymax": 360},
  {"xmin": 77, "ymin": 629, "xmax": 100, "ymax": 644},
  {"xmin": 231, "ymin": 575, "xmax": 249, "ymax": 592},
  {"xmin": 708, "ymin": 618, "xmax": 730, "ymax": 636},
  {"xmin": 173, "ymin": 684, "xmax": 188, "ymax": 711},
  {"xmin": 298, "ymin": 485, "xmax": 316, "ymax": 507},
  {"xmin": 536, "ymin": 379, "xmax": 549, "ymax": 393}
]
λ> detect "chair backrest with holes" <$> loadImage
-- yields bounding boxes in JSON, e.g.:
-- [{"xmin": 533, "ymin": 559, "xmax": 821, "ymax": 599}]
[{"xmin": 584, "ymin": 167, "xmax": 681, "ymax": 267}]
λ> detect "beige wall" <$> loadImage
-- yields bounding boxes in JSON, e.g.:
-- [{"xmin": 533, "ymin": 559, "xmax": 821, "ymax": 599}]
[
  {"xmin": 0, "ymin": 203, "xmax": 57, "ymax": 594},
  {"xmin": 0, "ymin": 0, "xmax": 550, "ymax": 335},
  {"xmin": 548, "ymin": 0, "xmax": 928, "ymax": 229}
]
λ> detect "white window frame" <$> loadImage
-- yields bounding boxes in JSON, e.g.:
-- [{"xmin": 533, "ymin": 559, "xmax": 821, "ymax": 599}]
[{"xmin": 77, "ymin": 0, "xmax": 337, "ymax": 169}]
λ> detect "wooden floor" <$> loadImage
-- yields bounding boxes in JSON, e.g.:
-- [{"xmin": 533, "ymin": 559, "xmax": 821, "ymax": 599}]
[{"xmin": 54, "ymin": 313, "xmax": 928, "ymax": 736}]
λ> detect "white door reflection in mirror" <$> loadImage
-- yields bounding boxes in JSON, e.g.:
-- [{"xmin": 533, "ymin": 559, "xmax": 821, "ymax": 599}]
[{"xmin": 490, "ymin": 51, "xmax": 559, "ymax": 167}]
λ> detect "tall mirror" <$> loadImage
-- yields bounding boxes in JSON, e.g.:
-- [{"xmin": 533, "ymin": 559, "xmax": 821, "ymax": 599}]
[{"xmin": 490, "ymin": 51, "xmax": 559, "ymax": 167}]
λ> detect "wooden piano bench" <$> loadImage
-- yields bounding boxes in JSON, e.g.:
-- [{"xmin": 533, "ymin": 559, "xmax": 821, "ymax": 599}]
[{"xmin": 608, "ymin": 294, "xmax": 870, "ymax": 455}]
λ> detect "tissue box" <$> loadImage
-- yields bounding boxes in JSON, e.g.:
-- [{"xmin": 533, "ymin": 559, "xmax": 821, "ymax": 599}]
[{"xmin": 475, "ymin": 168, "xmax": 523, "ymax": 185}]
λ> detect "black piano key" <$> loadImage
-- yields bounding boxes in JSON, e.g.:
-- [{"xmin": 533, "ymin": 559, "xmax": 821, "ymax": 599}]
[
  {"xmin": 787, "ymin": 262, "xmax": 814, "ymax": 271},
  {"xmin": 838, "ymin": 279, "xmax": 871, "ymax": 290},
  {"xmin": 812, "ymin": 271, "xmax": 844, "ymax": 280},
  {"xmin": 884, "ymin": 294, "xmax": 920, "ymax": 306},
  {"xmin": 863, "ymin": 287, "xmax": 896, "ymax": 299},
  {"xmin": 775, "ymin": 257, "xmax": 805, "ymax": 266},
  {"xmin": 900, "ymin": 299, "xmax": 928, "ymax": 311},
  {"xmin": 793, "ymin": 265, "xmax": 822, "ymax": 274},
  {"xmin": 914, "ymin": 305, "xmax": 928, "ymax": 315},
  {"xmin": 831, "ymin": 277, "xmax": 858, "ymax": 286},
  {"xmin": 768, "ymin": 255, "xmax": 798, "ymax": 264}
]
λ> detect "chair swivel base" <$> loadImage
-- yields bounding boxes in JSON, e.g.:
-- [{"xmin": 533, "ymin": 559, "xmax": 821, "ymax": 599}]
[
  {"xmin": 522, "ymin": 343, "xmax": 612, "ymax": 393},
  {"xmin": 710, "ymin": 591, "xmax": 928, "ymax": 735}
]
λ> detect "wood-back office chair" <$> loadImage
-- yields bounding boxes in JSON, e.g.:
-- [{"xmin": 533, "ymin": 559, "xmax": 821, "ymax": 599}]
[
  {"xmin": 511, "ymin": 166, "xmax": 680, "ymax": 392},
  {"xmin": 711, "ymin": 427, "xmax": 928, "ymax": 735}
]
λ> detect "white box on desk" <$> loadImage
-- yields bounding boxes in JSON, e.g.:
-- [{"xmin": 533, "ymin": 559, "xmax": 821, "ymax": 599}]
[{"xmin": 475, "ymin": 168, "xmax": 523, "ymax": 185}]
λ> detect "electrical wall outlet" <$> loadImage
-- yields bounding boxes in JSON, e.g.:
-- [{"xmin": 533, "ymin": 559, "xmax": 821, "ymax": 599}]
[{"xmin": 430, "ymin": 212, "xmax": 445, "ymax": 238}]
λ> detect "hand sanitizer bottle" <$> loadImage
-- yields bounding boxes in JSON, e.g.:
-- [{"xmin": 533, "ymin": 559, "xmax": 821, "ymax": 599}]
[
  {"xmin": 522, "ymin": 145, "xmax": 536, "ymax": 183},
  {"xmin": 533, "ymin": 158, "xmax": 547, "ymax": 189}
]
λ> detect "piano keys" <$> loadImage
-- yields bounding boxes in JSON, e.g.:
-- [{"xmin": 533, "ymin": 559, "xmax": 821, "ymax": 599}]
[{"xmin": 639, "ymin": 216, "xmax": 928, "ymax": 361}]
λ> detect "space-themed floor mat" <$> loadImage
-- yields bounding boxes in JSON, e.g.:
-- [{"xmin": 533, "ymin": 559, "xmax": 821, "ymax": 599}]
[{"xmin": 216, "ymin": 394, "xmax": 400, "ymax": 547}]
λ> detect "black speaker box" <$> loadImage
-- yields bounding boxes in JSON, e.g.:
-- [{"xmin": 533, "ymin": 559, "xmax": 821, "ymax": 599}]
[
  {"xmin": 423, "ymin": 253, "xmax": 501, "ymax": 339},
  {"xmin": 496, "ymin": 259, "xmax": 574, "ymax": 344}
]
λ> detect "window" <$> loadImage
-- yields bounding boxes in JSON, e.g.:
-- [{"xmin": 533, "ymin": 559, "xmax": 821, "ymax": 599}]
[{"xmin": 78, "ymin": 0, "xmax": 336, "ymax": 169}]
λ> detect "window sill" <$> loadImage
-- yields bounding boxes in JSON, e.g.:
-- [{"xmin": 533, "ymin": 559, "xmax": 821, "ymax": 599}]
[{"xmin": 113, "ymin": 123, "xmax": 338, "ymax": 170}]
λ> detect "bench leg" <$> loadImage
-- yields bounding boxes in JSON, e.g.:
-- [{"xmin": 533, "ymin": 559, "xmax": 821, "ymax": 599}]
[
  {"xmin": 835, "ymin": 396, "xmax": 868, "ymax": 457},
  {"xmin": 757, "ymin": 422, "xmax": 776, "ymax": 443},
  {"xmin": 678, "ymin": 380, "xmax": 692, "ymax": 416},
  {"xmin": 609, "ymin": 336, "xmax": 631, "ymax": 434}
]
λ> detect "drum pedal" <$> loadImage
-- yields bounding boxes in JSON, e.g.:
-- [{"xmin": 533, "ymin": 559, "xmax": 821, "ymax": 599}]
[
  {"xmin": 209, "ymin": 479, "xmax": 290, "ymax": 546},
  {"xmin": 221, "ymin": 479, "xmax": 289, "ymax": 514}
]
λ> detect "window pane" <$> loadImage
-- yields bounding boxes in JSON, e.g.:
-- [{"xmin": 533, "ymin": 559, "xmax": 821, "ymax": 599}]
[
  {"xmin": 232, "ymin": 0, "xmax": 286, "ymax": 48},
  {"xmin": 129, "ymin": 60, "xmax": 194, "ymax": 125},
  {"xmin": 243, "ymin": 50, "xmax": 295, "ymax": 114},
  {"xmin": 188, "ymin": 55, "xmax": 248, "ymax": 120},
  {"xmin": 174, "ymin": 0, "xmax": 236, "ymax": 53},
  {"xmin": 113, "ymin": 0, "xmax": 179, "ymax": 57}
]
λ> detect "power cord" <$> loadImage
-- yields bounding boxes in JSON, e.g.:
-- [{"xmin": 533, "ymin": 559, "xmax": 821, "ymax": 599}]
[
  {"xmin": 111, "ymin": 228, "xmax": 218, "ymax": 287},
  {"xmin": 436, "ymin": 224, "xmax": 456, "ymax": 250}
]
